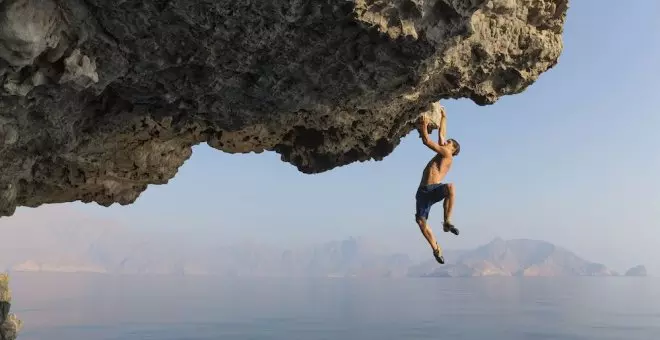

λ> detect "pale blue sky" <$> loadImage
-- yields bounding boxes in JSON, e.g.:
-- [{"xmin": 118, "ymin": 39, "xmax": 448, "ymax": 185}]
[{"xmin": 9, "ymin": 1, "xmax": 660, "ymax": 272}]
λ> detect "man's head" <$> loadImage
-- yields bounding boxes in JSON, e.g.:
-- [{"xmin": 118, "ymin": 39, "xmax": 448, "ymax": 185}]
[{"xmin": 447, "ymin": 138, "xmax": 461, "ymax": 156}]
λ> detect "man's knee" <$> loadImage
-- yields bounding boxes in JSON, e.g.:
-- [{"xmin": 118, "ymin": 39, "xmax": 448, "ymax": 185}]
[
  {"xmin": 415, "ymin": 216, "xmax": 426, "ymax": 226},
  {"xmin": 446, "ymin": 183, "xmax": 455, "ymax": 197}
]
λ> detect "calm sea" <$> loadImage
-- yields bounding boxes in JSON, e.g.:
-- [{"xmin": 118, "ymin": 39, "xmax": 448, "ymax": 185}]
[{"xmin": 8, "ymin": 273, "xmax": 660, "ymax": 340}]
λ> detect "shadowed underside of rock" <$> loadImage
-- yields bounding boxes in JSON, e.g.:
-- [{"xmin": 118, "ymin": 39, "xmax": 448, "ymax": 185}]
[{"xmin": 0, "ymin": 0, "xmax": 568, "ymax": 216}]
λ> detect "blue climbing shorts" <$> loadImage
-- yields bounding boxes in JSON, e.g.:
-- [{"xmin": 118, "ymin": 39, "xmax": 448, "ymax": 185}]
[{"xmin": 415, "ymin": 183, "xmax": 450, "ymax": 220}]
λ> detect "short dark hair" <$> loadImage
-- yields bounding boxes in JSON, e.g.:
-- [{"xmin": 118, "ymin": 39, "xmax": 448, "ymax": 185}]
[{"xmin": 448, "ymin": 138, "xmax": 460, "ymax": 156}]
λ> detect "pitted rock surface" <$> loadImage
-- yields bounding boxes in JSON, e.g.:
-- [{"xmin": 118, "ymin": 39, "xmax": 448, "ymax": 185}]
[{"xmin": 0, "ymin": 0, "xmax": 568, "ymax": 216}]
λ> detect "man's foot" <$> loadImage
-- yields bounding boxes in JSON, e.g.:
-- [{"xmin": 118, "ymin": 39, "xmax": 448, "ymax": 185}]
[
  {"xmin": 443, "ymin": 222, "xmax": 459, "ymax": 236},
  {"xmin": 433, "ymin": 243, "xmax": 444, "ymax": 264}
]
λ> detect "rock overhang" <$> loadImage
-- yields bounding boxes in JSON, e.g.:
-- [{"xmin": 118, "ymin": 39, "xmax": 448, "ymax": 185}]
[{"xmin": 0, "ymin": 0, "xmax": 568, "ymax": 217}]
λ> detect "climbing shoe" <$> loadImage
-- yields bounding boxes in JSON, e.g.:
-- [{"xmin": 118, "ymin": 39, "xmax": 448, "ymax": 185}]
[
  {"xmin": 443, "ymin": 222, "xmax": 459, "ymax": 236},
  {"xmin": 433, "ymin": 243, "xmax": 445, "ymax": 264}
]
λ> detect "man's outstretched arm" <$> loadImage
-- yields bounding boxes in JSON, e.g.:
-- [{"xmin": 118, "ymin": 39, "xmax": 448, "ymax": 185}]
[
  {"xmin": 438, "ymin": 105, "xmax": 447, "ymax": 146},
  {"xmin": 419, "ymin": 116, "xmax": 451, "ymax": 157}
]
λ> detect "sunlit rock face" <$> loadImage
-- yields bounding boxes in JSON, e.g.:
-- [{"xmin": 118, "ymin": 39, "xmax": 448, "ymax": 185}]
[
  {"xmin": 0, "ymin": 274, "xmax": 22, "ymax": 340},
  {"xmin": 0, "ymin": 0, "xmax": 568, "ymax": 216}
]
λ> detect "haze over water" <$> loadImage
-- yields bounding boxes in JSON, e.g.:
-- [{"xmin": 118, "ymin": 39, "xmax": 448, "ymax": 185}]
[{"xmin": 11, "ymin": 273, "xmax": 660, "ymax": 340}]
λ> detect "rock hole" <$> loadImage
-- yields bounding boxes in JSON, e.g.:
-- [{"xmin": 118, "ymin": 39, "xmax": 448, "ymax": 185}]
[
  {"xmin": 293, "ymin": 154, "xmax": 303, "ymax": 166},
  {"xmin": 313, "ymin": 153, "xmax": 335, "ymax": 171},
  {"xmin": 385, "ymin": 8, "xmax": 401, "ymax": 27},
  {"xmin": 471, "ymin": 44, "xmax": 488, "ymax": 63},
  {"xmin": 493, "ymin": 68, "xmax": 523, "ymax": 92},
  {"xmin": 399, "ymin": 0, "xmax": 422, "ymax": 20},
  {"xmin": 367, "ymin": 2, "xmax": 388, "ymax": 13},
  {"xmin": 344, "ymin": 148, "xmax": 360, "ymax": 162},
  {"xmin": 154, "ymin": 0, "xmax": 170, "ymax": 12},
  {"xmin": 373, "ymin": 138, "xmax": 394, "ymax": 158},
  {"xmin": 443, "ymin": 72, "xmax": 460, "ymax": 87},
  {"xmin": 430, "ymin": 0, "xmax": 461, "ymax": 23},
  {"xmin": 293, "ymin": 126, "xmax": 325, "ymax": 149}
]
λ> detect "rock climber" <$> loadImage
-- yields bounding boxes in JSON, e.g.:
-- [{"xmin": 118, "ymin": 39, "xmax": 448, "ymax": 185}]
[{"xmin": 415, "ymin": 105, "xmax": 460, "ymax": 264}]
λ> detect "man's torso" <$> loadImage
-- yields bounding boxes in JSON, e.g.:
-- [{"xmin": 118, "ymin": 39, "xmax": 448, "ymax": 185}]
[{"xmin": 419, "ymin": 154, "xmax": 452, "ymax": 187}]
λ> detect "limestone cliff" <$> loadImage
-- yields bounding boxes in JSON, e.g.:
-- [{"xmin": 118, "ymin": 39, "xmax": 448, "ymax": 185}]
[
  {"xmin": 0, "ymin": 274, "xmax": 22, "ymax": 340},
  {"xmin": 0, "ymin": 0, "xmax": 568, "ymax": 216}
]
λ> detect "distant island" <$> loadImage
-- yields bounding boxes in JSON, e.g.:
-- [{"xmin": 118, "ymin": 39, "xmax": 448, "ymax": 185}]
[
  {"xmin": 413, "ymin": 238, "xmax": 618, "ymax": 277},
  {"xmin": 0, "ymin": 219, "xmax": 650, "ymax": 278},
  {"xmin": 625, "ymin": 265, "xmax": 647, "ymax": 277}
]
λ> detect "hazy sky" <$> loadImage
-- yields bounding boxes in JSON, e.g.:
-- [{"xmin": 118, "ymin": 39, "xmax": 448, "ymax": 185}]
[{"xmin": 3, "ymin": 1, "xmax": 660, "ymax": 273}]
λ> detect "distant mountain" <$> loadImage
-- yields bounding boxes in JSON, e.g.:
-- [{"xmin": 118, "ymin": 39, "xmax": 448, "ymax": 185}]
[
  {"xmin": 419, "ymin": 238, "xmax": 618, "ymax": 277},
  {"xmin": 625, "ymin": 265, "xmax": 647, "ymax": 277},
  {"xmin": 0, "ymin": 217, "xmax": 413, "ymax": 277},
  {"xmin": 0, "ymin": 211, "xmax": 642, "ymax": 278},
  {"xmin": 0, "ymin": 210, "xmax": 195, "ymax": 275},
  {"xmin": 180, "ymin": 237, "xmax": 414, "ymax": 278}
]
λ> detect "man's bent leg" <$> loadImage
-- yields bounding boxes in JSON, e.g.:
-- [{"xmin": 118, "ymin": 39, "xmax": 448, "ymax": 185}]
[
  {"xmin": 416, "ymin": 217, "xmax": 444, "ymax": 264},
  {"xmin": 416, "ymin": 217, "xmax": 438, "ymax": 251},
  {"xmin": 416, "ymin": 188, "xmax": 445, "ymax": 264},
  {"xmin": 442, "ymin": 183, "xmax": 459, "ymax": 235},
  {"xmin": 443, "ymin": 183, "xmax": 454, "ymax": 223}
]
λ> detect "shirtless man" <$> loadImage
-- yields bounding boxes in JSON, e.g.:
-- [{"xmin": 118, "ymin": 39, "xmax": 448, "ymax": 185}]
[{"xmin": 415, "ymin": 111, "xmax": 460, "ymax": 264}]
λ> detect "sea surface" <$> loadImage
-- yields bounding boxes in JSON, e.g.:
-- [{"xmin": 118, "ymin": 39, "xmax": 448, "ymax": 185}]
[{"xmin": 8, "ymin": 273, "xmax": 660, "ymax": 340}]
